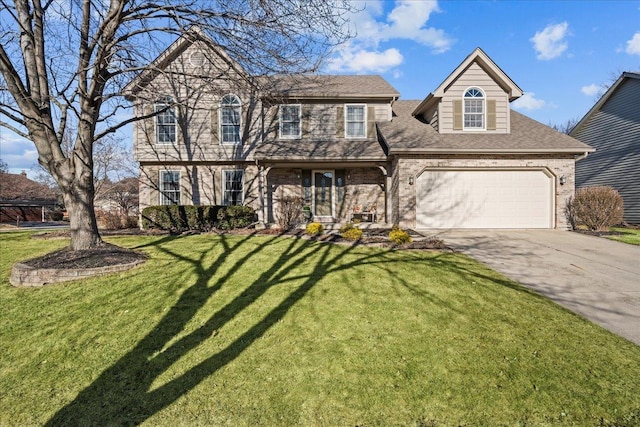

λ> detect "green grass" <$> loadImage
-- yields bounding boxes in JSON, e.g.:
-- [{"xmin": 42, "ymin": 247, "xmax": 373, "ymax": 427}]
[
  {"xmin": 608, "ymin": 227, "xmax": 640, "ymax": 246},
  {"xmin": 1, "ymin": 231, "xmax": 639, "ymax": 426}
]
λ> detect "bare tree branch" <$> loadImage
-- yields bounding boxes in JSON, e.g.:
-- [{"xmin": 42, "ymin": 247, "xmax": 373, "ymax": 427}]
[{"xmin": 0, "ymin": 0, "xmax": 354, "ymax": 250}]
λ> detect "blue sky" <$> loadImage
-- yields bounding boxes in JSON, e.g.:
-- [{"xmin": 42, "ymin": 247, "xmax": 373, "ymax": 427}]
[
  {"xmin": 1, "ymin": 0, "xmax": 639, "ymax": 176},
  {"xmin": 329, "ymin": 0, "xmax": 640, "ymax": 123}
]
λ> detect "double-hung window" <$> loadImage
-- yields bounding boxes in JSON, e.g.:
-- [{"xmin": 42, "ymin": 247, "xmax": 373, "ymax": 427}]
[
  {"xmin": 223, "ymin": 170, "xmax": 244, "ymax": 206},
  {"xmin": 279, "ymin": 104, "xmax": 301, "ymax": 139},
  {"xmin": 345, "ymin": 104, "xmax": 366, "ymax": 138},
  {"xmin": 220, "ymin": 94, "xmax": 241, "ymax": 144},
  {"xmin": 155, "ymin": 97, "xmax": 176, "ymax": 144},
  {"xmin": 160, "ymin": 171, "xmax": 180, "ymax": 205},
  {"xmin": 463, "ymin": 88, "xmax": 485, "ymax": 130}
]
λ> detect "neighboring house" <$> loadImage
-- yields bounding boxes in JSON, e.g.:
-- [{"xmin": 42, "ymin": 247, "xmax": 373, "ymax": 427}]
[
  {"xmin": 125, "ymin": 31, "xmax": 593, "ymax": 230},
  {"xmin": 571, "ymin": 72, "xmax": 640, "ymax": 224},
  {"xmin": 94, "ymin": 177, "xmax": 140, "ymax": 216},
  {"xmin": 0, "ymin": 171, "xmax": 59, "ymax": 223}
]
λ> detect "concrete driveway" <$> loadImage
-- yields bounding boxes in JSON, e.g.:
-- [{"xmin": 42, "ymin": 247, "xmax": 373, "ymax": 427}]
[{"xmin": 428, "ymin": 230, "xmax": 640, "ymax": 346}]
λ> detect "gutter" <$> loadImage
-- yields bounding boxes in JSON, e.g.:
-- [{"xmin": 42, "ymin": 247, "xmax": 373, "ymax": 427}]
[
  {"xmin": 389, "ymin": 147, "xmax": 597, "ymax": 155},
  {"xmin": 575, "ymin": 151, "xmax": 591, "ymax": 162}
]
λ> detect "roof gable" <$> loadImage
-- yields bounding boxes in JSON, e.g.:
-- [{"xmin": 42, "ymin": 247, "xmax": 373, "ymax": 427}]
[
  {"xmin": 123, "ymin": 27, "xmax": 247, "ymax": 99},
  {"xmin": 412, "ymin": 47, "xmax": 524, "ymax": 116},
  {"xmin": 570, "ymin": 72, "xmax": 640, "ymax": 136}
]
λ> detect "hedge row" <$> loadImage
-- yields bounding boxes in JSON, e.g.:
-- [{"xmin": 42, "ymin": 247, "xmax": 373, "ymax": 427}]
[{"xmin": 141, "ymin": 205, "xmax": 255, "ymax": 232}]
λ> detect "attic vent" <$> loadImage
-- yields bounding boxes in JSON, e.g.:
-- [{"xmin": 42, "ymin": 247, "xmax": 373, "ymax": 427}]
[{"xmin": 190, "ymin": 52, "xmax": 206, "ymax": 67}]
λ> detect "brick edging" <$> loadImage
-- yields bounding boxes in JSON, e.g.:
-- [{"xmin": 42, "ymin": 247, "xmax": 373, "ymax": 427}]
[{"xmin": 9, "ymin": 259, "xmax": 147, "ymax": 287}]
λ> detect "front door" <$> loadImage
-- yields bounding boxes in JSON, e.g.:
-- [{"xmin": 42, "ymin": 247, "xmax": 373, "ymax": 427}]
[{"xmin": 313, "ymin": 170, "xmax": 334, "ymax": 218}]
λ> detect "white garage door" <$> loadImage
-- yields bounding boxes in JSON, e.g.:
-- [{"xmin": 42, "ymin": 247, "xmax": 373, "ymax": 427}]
[{"xmin": 416, "ymin": 169, "xmax": 553, "ymax": 229}]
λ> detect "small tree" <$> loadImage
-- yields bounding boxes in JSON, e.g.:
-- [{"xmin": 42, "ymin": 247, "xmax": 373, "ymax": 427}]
[
  {"xmin": 276, "ymin": 196, "xmax": 304, "ymax": 230},
  {"xmin": 101, "ymin": 177, "xmax": 139, "ymax": 216},
  {"xmin": 566, "ymin": 186, "xmax": 624, "ymax": 231}
]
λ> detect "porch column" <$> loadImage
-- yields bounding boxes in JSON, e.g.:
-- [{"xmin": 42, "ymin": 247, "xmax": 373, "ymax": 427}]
[
  {"xmin": 377, "ymin": 165, "xmax": 391, "ymax": 225},
  {"xmin": 258, "ymin": 166, "xmax": 272, "ymax": 225}
]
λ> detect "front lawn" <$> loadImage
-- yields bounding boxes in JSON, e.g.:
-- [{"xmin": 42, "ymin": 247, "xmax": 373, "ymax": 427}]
[
  {"xmin": 608, "ymin": 227, "xmax": 640, "ymax": 246},
  {"xmin": 1, "ymin": 232, "xmax": 639, "ymax": 426}
]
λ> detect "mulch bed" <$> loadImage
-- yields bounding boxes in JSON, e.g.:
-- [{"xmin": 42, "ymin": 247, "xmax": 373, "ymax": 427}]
[
  {"xmin": 24, "ymin": 226, "xmax": 447, "ymax": 271},
  {"xmin": 22, "ymin": 243, "xmax": 148, "ymax": 269}
]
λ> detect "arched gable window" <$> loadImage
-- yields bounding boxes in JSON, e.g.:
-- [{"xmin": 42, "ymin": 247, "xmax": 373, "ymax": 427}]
[
  {"xmin": 463, "ymin": 87, "xmax": 485, "ymax": 130},
  {"xmin": 220, "ymin": 94, "xmax": 241, "ymax": 144}
]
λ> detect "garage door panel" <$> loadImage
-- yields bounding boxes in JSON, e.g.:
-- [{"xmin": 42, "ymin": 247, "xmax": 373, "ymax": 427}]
[{"xmin": 416, "ymin": 170, "xmax": 553, "ymax": 229}]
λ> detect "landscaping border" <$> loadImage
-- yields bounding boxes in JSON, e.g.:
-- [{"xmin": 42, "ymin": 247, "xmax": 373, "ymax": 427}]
[{"xmin": 10, "ymin": 258, "xmax": 146, "ymax": 287}]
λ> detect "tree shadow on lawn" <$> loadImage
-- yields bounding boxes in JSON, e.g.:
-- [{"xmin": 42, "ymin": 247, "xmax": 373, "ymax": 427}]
[{"xmin": 47, "ymin": 233, "xmax": 461, "ymax": 425}]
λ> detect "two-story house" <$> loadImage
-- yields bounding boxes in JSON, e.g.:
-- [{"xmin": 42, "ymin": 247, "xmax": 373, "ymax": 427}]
[
  {"xmin": 125, "ymin": 31, "xmax": 593, "ymax": 230},
  {"xmin": 571, "ymin": 72, "xmax": 640, "ymax": 224}
]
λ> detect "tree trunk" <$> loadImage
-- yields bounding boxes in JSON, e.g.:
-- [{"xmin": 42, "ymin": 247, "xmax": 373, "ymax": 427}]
[{"xmin": 63, "ymin": 176, "xmax": 103, "ymax": 251}]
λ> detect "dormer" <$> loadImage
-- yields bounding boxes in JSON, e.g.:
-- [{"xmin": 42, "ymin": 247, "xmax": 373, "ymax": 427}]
[{"xmin": 412, "ymin": 48, "xmax": 523, "ymax": 134}]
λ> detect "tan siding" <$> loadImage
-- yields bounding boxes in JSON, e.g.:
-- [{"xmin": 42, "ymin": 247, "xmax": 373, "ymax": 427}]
[
  {"xmin": 138, "ymin": 164, "xmax": 259, "ymax": 210},
  {"xmin": 374, "ymin": 103, "xmax": 392, "ymax": 121},
  {"xmin": 367, "ymin": 106, "xmax": 376, "ymax": 138},
  {"xmin": 439, "ymin": 62, "xmax": 510, "ymax": 134},
  {"xmin": 134, "ymin": 41, "xmax": 262, "ymax": 164},
  {"xmin": 335, "ymin": 105, "xmax": 344, "ymax": 138}
]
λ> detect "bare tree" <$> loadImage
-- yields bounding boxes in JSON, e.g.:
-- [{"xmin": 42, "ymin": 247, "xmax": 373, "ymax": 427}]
[
  {"xmin": 549, "ymin": 117, "xmax": 580, "ymax": 135},
  {"xmin": 0, "ymin": 158, "xmax": 8, "ymax": 173},
  {"xmin": 101, "ymin": 177, "xmax": 139, "ymax": 216},
  {"xmin": 31, "ymin": 131, "xmax": 135, "ymax": 195},
  {"xmin": 0, "ymin": 0, "xmax": 352, "ymax": 250}
]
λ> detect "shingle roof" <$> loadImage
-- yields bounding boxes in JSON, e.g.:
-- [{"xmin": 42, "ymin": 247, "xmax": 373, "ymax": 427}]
[
  {"xmin": 0, "ymin": 173, "xmax": 58, "ymax": 201},
  {"xmin": 379, "ymin": 100, "xmax": 594, "ymax": 153},
  {"xmin": 262, "ymin": 75, "xmax": 400, "ymax": 99},
  {"xmin": 254, "ymin": 138, "xmax": 387, "ymax": 161}
]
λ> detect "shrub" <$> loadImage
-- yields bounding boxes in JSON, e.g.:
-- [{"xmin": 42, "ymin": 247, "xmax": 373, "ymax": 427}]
[
  {"xmin": 341, "ymin": 226, "xmax": 363, "ymax": 241},
  {"xmin": 389, "ymin": 226, "xmax": 412, "ymax": 245},
  {"xmin": 339, "ymin": 222, "xmax": 355, "ymax": 234},
  {"xmin": 566, "ymin": 186, "xmax": 624, "ymax": 231},
  {"xmin": 305, "ymin": 222, "xmax": 324, "ymax": 236},
  {"xmin": 141, "ymin": 205, "xmax": 222, "ymax": 232},
  {"xmin": 96, "ymin": 211, "xmax": 139, "ymax": 230},
  {"xmin": 46, "ymin": 210, "xmax": 64, "ymax": 221},
  {"xmin": 276, "ymin": 196, "xmax": 305, "ymax": 230},
  {"xmin": 217, "ymin": 205, "xmax": 256, "ymax": 230}
]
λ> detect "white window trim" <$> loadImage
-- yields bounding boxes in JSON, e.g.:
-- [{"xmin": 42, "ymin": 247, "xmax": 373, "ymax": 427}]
[
  {"xmin": 279, "ymin": 104, "xmax": 302, "ymax": 139},
  {"xmin": 222, "ymin": 169, "xmax": 245, "ymax": 206},
  {"xmin": 154, "ymin": 99, "xmax": 177, "ymax": 145},
  {"xmin": 344, "ymin": 104, "xmax": 367, "ymax": 139},
  {"xmin": 159, "ymin": 170, "xmax": 181, "ymax": 205},
  {"xmin": 463, "ymin": 87, "xmax": 486, "ymax": 131},
  {"xmin": 219, "ymin": 94, "xmax": 242, "ymax": 145}
]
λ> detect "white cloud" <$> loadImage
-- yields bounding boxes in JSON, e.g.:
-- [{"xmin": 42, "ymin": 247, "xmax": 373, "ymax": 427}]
[
  {"xmin": 328, "ymin": 0, "xmax": 453, "ymax": 73},
  {"xmin": 512, "ymin": 92, "xmax": 546, "ymax": 111},
  {"xmin": 625, "ymin": 32, "xmax": 640, "ymax": 55},
  {"xmin": 581, "ymin": 84, "xmax": 600, "ymax": 96},
  {"xmin": 530, "ymin": 22, "xmax": 569, "ymax": 60},
  {"xmin": 0, "ymin": 131, "xmax": 39, "ymax": 170},
  {"xmin": 326, "ymin": 47, "xmax": 403, "ymax": 73}
]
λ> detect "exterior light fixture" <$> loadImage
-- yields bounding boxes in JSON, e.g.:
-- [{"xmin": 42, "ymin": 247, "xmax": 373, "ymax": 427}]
[
  {"xmin": 409, "ymin": 176, "xmax": 414, "ymax": 185},
  {"xmin": 559, "ymin": 175, "xmax": 566, "ymax": 185}
]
